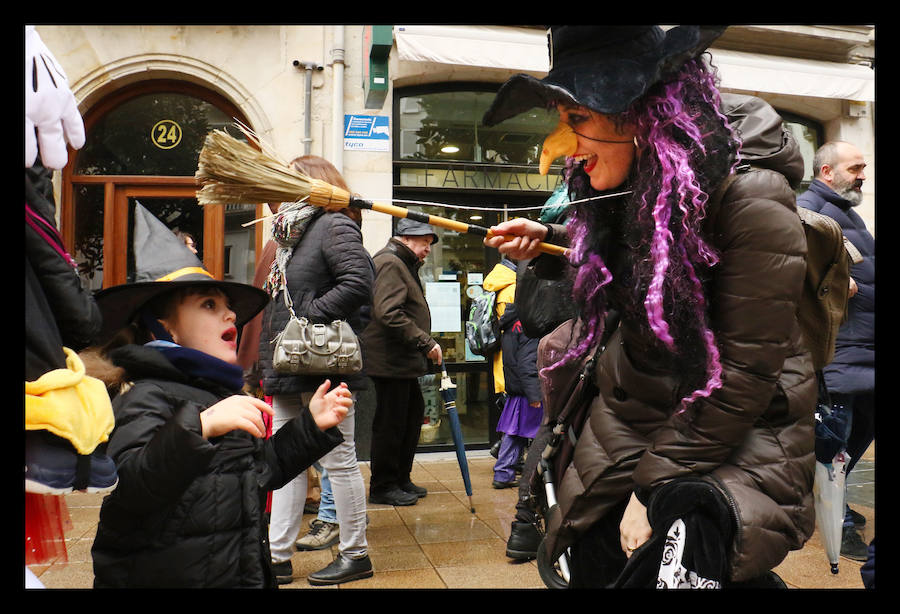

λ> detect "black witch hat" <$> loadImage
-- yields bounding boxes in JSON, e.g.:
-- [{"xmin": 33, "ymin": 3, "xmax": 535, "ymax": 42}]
[
  {"xmin": 94, "ymin": 202, "xmax": 270, "ymax": 342},
  {"xmin": 482, "ymin": 25, "xmax": 726, "ymax": 126}
]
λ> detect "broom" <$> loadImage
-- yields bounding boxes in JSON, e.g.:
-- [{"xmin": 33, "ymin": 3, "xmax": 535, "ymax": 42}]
[{"xmin": 195, "ymin": 125, "xmax": 570, "ymax": 258}]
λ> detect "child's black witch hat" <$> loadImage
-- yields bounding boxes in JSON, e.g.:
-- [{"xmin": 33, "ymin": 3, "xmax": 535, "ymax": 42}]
[{"xmin": 94, "ymin": 202, "xmax": 269, "ymax": 342}]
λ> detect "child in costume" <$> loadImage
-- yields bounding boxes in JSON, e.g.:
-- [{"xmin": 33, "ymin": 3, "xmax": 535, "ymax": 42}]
[
  {"xmin": 491, "ymin": 303, "xmax": 542, "ymax": 489},
  {"xmin": 87, "ymin": 204, "xmax": 352, "ymax": 588}
]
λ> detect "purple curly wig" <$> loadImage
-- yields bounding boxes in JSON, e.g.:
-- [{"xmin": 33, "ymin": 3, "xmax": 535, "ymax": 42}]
[{"xmin": 549, "ymin": 57, "xmax": 741, "ymax": 413}]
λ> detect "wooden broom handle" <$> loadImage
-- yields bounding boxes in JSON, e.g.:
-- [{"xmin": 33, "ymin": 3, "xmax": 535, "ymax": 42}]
[{"xmin": 354, "ymin": 199, "xmax": 570, "ymax": 258}]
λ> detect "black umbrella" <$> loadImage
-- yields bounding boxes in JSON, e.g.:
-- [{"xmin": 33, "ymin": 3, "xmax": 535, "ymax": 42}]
[{"xmin": 439, "ymin": 363, "xmax": 475, "ymax": 513}]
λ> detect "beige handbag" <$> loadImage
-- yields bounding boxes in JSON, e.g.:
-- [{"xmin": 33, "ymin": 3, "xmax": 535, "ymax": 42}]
[{"xmin": 271, "ymin": 281, "xmax": 362, "ymax": 376}]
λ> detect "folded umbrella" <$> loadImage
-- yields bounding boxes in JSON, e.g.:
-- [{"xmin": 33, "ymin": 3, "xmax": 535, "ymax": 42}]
[
  {"xmin": 439, "ymin": 363, "xmax": 475, "ymax": 513},
  {"xmin": 813, "ymin": 451, "xmax": 850, "ymax": 575}
]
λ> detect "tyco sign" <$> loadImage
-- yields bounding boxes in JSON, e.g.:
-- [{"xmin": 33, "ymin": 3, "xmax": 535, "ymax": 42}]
[{"xmin": 344, "ymin": 115, "xmax": 390, "ymax": 152}]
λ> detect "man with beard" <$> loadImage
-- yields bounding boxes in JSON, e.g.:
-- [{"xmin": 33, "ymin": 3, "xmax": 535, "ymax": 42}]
[{"xmin": 797, "ymin": 141, "xmax": 874, "ymax": 564}]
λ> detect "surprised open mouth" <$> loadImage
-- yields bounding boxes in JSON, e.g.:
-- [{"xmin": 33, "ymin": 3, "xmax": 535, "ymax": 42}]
[{"xmin": 222, "ymin": 327, "xmax": 237, "ymax": 344}]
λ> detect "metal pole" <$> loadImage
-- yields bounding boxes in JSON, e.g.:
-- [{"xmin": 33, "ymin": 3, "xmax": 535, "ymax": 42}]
[
  {"xmin": 331, "ymin": 26, "xmax": 345, "ymax": 174},
  {"xmin": 293, "ymin": 60, "xmax": 323, "ymax": 155}
]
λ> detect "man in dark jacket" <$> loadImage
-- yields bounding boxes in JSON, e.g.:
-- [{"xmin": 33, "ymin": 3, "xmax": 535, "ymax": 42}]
[
  {"xmin": 361, "ymin": 219, "xmax": 442, "ymax": 506},
  {"xmin": 797, "ymin": 141, "xmax": 874, "ymax": 562}
]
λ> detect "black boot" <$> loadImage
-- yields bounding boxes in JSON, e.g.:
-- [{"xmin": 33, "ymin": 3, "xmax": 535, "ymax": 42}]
[{"xmin": 506, "ymin": 521, "xmax": 541, "ymax": 560}]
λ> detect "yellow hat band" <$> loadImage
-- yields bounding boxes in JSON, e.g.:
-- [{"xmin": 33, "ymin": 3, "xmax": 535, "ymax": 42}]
[{"xmin": 155, "ymin": 267, "xmax": 215, "ymax": 282}]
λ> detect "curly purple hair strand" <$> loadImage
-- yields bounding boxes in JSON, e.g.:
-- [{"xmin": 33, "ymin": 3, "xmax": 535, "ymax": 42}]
[{"xmin": 545, "ymin": 57, "xmax": 741, "ymax": 414}]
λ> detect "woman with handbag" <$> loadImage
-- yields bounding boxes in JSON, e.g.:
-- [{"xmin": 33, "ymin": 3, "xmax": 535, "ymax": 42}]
[
  {"xmin": 258, "ymin": 156, "xmax": 376, "ymax": 586},
  {"xmin": 482, "ymin": 26, "xmax": 817, "ymax": 588}
]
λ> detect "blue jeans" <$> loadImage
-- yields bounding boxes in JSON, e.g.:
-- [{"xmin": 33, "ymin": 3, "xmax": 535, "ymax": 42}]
[{"xmin": 316, "ymin": 463, "xmax": 336, "ymax": 524}]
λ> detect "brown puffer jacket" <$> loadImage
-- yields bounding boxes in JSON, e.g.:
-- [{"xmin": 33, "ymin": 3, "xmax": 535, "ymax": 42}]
[
  {"xmin": 360, "ymin": 237, "xmax": 437, "ymax": 379},
  {"xmin": 545, "ymin": 94, "xmax": 817, "ymax": 582}
]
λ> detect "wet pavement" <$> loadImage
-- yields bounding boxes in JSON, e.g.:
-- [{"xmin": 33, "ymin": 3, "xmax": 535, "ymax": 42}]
[{"xmin": 27, "ymin": 443, "xmax": 874, "ymax": 590}]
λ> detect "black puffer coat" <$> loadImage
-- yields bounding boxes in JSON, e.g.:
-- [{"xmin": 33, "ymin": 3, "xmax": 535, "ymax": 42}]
[
  {"xmin": 25, "ymin": 163, "xmax": 102, "ymax": 381},
  {"xmin": 498, "ymin": 305, "xmax": 542, "ymax": 404},
  {"xmin": 90, "ymin": 344, "xmax": 342, "ymax": 588},
  {"xmin": 545, "ymin": 94, "xmax": 817, "ymax": 582},
  {"xmin": 258, "ymin": 211, "xmax": 374, "ymax": 394}
]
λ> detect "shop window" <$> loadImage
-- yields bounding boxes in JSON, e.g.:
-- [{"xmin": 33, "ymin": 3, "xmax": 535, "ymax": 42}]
[
  {"xmin": 397, "ymin": 87, "xmax": 560, "ymax": 167},
  {"xmin": 75, "ymin": 92, "xmax": 236, "ymax": 176},
  {"xmin": 779, "ymin": 111, "xmax": 824, "ymax": 193},
  {"xmin": 64, "ymin": 81, "xmax": 260, "ymax": 290}
]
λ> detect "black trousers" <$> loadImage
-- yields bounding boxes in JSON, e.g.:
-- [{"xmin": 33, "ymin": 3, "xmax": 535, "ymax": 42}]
[
  {"xmin": 831, "ymin": 391, "xmax": 875, "ymax": 475},
  {"xmin": 369, "ymin": 376, "xmax": 425, "ymax": 494}
]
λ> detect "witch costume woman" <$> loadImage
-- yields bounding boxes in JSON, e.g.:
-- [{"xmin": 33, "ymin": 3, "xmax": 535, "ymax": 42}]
[
  {"xmin": 85, "ymin": 204, "xmax": 347, "ymax": 588},
  {"xmin": 483, "ymin": 26, "xmax": 817, "ymax": 588}
]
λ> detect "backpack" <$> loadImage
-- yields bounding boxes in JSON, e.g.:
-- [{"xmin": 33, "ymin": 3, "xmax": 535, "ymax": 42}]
[
  {"xmin": 465, "ymin": 289, "xmax": 501, "ymax": 356},
  {"xmin": 716, "ymin": 168, "xmax": 862, "ymax": 371},
  {"xmin": 796, "ymin": 206, "xmax": 863, "ymax": 370}
]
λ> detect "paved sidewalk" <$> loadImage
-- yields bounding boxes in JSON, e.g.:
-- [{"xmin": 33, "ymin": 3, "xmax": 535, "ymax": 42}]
[{"xmin": 27, "ymin": 444, "xmax": 873, "ymax": 589}]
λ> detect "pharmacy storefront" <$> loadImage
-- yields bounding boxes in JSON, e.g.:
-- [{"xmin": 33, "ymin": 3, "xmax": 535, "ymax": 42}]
[{"xmin": 391, "ymin": 85, "xmax": 562, "ymax": 452}]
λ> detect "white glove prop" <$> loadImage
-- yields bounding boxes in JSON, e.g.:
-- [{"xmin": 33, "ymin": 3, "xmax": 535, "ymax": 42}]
[{"xmin": 25, "ymin": 26, "xmax": 85, "ymax": 169}]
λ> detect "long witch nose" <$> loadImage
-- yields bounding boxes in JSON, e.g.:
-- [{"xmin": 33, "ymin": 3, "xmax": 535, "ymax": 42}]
[{"xmin": 539, "ymin": 121, "xmax": 577, "ymax": 175}]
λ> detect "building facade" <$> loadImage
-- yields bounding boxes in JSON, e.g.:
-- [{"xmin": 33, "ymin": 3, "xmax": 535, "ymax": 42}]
[{"xmin": 34, "ymin": 24, "xmax": 875, "ymax": 457}]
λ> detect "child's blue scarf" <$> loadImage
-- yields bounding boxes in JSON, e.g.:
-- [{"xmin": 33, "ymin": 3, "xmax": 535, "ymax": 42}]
[
  {"xmin": 139, "ymin": 309, "xmax": 244, "ymax": 391},
  {"xmin": 145, "ymin": 340, "xmax": 245, "ymax": 392}
]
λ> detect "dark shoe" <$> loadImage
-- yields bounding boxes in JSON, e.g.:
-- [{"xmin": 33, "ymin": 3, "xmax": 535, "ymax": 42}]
[
  {"xmin": 25, "ymin": 431, "xmax": 118, "ymax": 495},
  {"xmin": 399, "ymin": 481, "xmax": 427, "ymax": 498},
  {"xmin": 307, "ymin": 553, "xmax": 373, "ymax": 586},
  {"xmin": 271, "ymin": 559, "xmax": 293, "ymax": 585},
  {"xmin": 846, "ymin": 505, "xmax": 867, "ymax": 527},
  {"xmin": 492, "ymin": 479, "xmax": 518, "ymax": 489},
  {"xmin": 369, "ymin": 487, "xmax": 418, "ymax": 506},
  {"xmin": 490, "ymin": 440, "xmax": 501, "ymax": 458},
  {"xmin": 841, "ymin": 525, "xmax": 869, "ymax": 561},
  {"xmin": 295, "ymin": 519, "xmax": 340, "ymax": 551},
  {"xmin": 506, "ymin": 521, "xmax": 541, "ymax": 560}
]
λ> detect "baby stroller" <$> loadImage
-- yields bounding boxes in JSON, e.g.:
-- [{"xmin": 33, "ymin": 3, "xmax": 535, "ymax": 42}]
[{"xmin": 527, "ymin": 315, "xmax": 616, "ymax": 589}]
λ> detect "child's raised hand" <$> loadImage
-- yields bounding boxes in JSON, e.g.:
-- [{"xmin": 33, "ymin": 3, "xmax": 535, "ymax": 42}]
[
  {"xmin": 200, "ymin": 395, "xmax": 274, "ymax": 439},
  {"xmin": 308, "ymin": 380, "xmax": 352, "ymax": 431}
]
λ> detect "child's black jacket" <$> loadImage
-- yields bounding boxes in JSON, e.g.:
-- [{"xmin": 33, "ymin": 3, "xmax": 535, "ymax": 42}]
[{"xmin": 91, "ymin": 344, "xmax": 342, "ymax": 588}]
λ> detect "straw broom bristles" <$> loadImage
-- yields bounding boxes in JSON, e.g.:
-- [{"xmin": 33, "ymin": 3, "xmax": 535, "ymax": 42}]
[
  {"xmin": 196, "ymin": 123, "xmax": 570, "ymax": 258},
  {"xmin": 195, "ymin": 125, "xmax": 351, "ymax": 211}
]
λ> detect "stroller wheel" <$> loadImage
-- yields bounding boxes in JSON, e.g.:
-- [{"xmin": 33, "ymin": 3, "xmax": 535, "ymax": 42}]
[{"xmin": 536, "ymin": 536, "xmax": 570, "ymax": 589}]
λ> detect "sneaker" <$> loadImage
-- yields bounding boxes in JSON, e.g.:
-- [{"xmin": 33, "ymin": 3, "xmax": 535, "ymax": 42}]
[
  {"xmin": 307, "ymin": 553, "xmax": 373, "ymax": 586},
  {"xmin": 399, "ymin": 481, "xmax": 427, "ymax": 498},
  {"xmin": 25, "ymin": 431, "xmax": 118, "ymax": 495},
  {"xmin": 271, "ymin": 559, "xmax": 293, "ymax": 585},
  {"xmin": 296, "ymin": 519, "xmax": 340, "ymax": 551},
  {"xmin": 840, "ymin": 525, "xmax": 869, "ymax": 561}
]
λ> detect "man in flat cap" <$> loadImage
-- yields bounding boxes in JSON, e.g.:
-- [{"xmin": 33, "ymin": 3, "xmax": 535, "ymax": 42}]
[{"xmin": 361, "ymin": 219, "xmax": 442, "ymax": 506}]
